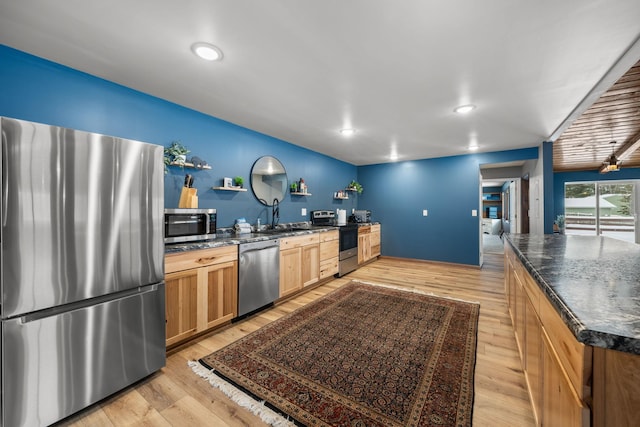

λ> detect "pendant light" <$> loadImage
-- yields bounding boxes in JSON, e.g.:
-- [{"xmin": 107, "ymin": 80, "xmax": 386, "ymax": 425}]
[{"xmin": 600, "ymin": 141, "xmax": 621, "ymax": 173}]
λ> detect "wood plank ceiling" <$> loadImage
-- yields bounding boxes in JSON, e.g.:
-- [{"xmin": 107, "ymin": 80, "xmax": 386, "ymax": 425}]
[{"xmin": 553, "ymin": 60, "xmax": 640, "ymax": 172}]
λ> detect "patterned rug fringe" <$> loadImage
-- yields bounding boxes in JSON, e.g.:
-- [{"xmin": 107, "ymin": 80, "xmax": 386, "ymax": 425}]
[
  {"xmin": 354, "ymin": 279, "xmax": 481, "ymax": 305},
  {"xmin": 188, "ymin": 361, "xmax": 296, "ymax": 427}
]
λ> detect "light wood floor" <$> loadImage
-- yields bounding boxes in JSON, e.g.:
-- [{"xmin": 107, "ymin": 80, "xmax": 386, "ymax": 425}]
[{"xmin": 58, "ymin": 254, "xmax": 535, "ymax": 427}]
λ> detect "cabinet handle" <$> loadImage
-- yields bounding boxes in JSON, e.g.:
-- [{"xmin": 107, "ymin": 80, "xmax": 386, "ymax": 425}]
[{"xmin": 196, "ymin": 257, "xmax": 217, "ymax": 264}]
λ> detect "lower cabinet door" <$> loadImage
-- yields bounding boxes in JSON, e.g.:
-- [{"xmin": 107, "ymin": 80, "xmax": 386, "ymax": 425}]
[
  {"xmin": 280, "ymin": 247, "xmax": 302, "ymax": 297},
  {"xmin": 525, "ymin": 296, "xmax": 542, "ymax": 425},
  {"xmin": 302, "ymin": 243, "xmax": 320, "ymax": 287},
  {"xmin": 542, "ymin": 330, "xmax": 589, "ymax": 427},
  {"xmin": 165, "ymin": 268, "xmax": 199, "ymax": 346}
]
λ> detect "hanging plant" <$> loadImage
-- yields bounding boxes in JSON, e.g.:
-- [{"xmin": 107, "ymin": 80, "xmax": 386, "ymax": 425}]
[
  {"xmin": 347, "ymin": 180, "xmax": 363, "ymax": 194},
  {"xmin": 164, "ymin": 140, "xmax": 190, "ymax": 173}
]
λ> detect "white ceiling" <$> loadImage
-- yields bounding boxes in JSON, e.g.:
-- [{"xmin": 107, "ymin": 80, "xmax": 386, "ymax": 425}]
[{"xmin": 1, "ymin": 1, "xmax": 640, "ymax": 166}]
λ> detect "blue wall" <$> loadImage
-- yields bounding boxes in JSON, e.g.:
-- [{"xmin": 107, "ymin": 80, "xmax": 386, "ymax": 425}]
[
  {"xmin": 357, "ymin": 148, "xmax": 538, "ymax": 265},
  {"xmin": 0, "ymin": 45, "xmax": 357, "ymax": 227},
  {"xmin": 554, "ymin": 168, "xmax": 640, "ymax": 217},
  {"xmin": 0, "ymin": 44, "xmax": 545, "ymax": 266}
]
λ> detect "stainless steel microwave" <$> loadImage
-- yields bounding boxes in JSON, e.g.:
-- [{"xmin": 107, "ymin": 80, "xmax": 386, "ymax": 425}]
[{"xmin": 164, "ymin": 208, "xmax": 217, "ymax": 243}]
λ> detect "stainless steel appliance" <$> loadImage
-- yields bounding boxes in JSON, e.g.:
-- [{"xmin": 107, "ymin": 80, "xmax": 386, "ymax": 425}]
[
  {"xmin": 310, "ymin": 210, "xmax": 358, "ymax": 277},
  {"xmin": 311, "ymin": 210, "xmax": 336, "ymax": 226},
  {"xmin": 337, "ymin": 224, "xmax": 359, "ymax": 276},
  {"xmin": 1, "ymin": 117, "xmax": 166, "ymax": 427},
  {"xmin": 238, "ymin": 239, "xmax": 280, "ymax": 317},
  {"xmin": 353, "ymin": 209, "xmax": 371, "ymax": 223},
  {"xmin": 164, "ymin": 208, "xmax": 217, "ymax": 243}
]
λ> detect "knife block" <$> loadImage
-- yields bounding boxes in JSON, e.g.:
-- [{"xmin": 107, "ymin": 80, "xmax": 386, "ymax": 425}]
[{"xmin": 178, "ymin": 187, "xmax": 198, "ymax": 208}]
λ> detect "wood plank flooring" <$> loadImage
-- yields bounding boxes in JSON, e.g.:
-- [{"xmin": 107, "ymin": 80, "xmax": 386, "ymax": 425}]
[{"xmin": 58, "ymin": 253, "xmax": 535, "ymax": 426}]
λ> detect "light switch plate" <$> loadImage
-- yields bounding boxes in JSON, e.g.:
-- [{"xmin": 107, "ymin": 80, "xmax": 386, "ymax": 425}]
[
  {"xmin": 301, "ymin": 208, "xmax": 307, "ymax": 216},
  {"xmin": 472, "ymin": 209, "xmax": 478, "ymax": 217},
  {"xmin": 422, "ymin": 209, "xmax": 428, "ymax": 216}
]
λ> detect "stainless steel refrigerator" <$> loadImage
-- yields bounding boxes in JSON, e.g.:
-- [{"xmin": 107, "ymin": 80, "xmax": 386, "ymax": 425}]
[{"xmin": 0, "ymin": 117, "xmax": 166, "ymax": 426}]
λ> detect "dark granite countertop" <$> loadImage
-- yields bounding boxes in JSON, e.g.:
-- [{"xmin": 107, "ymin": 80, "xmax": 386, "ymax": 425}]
[
  {"xmin": 505, "ymin": 234, "xmax": 640, "ymax": 355},
  {"xmin": 165, "ymin": 226, "xmax": 338, "ymax": 254}
]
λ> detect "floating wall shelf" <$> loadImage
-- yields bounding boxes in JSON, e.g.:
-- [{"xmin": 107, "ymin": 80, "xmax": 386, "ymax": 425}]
[
  {"xmin": 212, "ymin": 186, "xmax": 247, "ymax": 192},
  {"xmin": 291, "ymin": 192, "xmax": 312, "ymax": 196},
  {"xmin": 170, "ymin": 161, "xmax": 211, "ymax": 170}
]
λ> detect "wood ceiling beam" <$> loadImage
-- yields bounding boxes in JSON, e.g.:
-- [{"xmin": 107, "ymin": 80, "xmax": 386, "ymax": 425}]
[{"xmin": 617, "ymin": 130, "xmax": 640, "ymax": 161}]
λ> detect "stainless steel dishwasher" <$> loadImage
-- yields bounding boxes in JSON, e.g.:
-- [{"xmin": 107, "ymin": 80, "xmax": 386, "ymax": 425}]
[{"xmin": 238, "ymin": 238, "xmax": 280, "ymax": 317}]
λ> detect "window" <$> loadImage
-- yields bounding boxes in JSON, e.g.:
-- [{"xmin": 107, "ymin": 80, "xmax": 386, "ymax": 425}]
[{"xmin": 564, "ymin": 181, "xmax": 638, "ymax": 243}]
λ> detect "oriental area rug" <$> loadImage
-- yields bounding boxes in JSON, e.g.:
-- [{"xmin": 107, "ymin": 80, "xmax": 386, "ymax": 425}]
[{"xmin": 190, "ymin": 281, "xmax": 479, "ymax": 427}]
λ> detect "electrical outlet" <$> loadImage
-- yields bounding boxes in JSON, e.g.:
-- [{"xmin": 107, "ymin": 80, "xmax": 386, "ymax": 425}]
[
  {"xmin": 472, "ymin": 209, "xmax": 478, "ymax": 217},
  {"xmin": 422, "ymin": 209, "xmax": 428, "ymax": 216},
  {"xmin": 301, "ymin": 208, "xmax": 307, "ymax": 216}
]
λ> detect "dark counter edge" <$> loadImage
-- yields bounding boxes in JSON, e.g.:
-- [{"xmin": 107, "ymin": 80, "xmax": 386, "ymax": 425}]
[
  {"xmin": 504, "ymin": 234, "xmax": 640, "ymax": 355},
  {"xmin": 165, "ymin": 226, "xmax": 340, "ymax": 254}
]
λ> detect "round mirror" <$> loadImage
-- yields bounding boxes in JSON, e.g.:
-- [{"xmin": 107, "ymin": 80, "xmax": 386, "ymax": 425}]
[{"xmin": 251, "ymin": 156, "xmax": 288, "ymax": 206}]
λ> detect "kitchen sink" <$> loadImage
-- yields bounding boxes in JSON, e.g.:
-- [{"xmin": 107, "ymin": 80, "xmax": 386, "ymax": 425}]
[{"xmin": 253, "ymin": 229, "xmax": 284, "ymax": 235}]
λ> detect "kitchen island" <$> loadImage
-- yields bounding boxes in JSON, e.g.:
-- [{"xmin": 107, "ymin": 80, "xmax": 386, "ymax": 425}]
[{"xmin": 504, "ymin": 234, "xmax": 640, "ymax": 427}]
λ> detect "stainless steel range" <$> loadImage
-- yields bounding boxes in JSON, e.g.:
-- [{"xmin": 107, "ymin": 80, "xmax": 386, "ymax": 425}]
[{"xmin": 311, "ymin": 210, "xmax": 359, "ymax": 277}]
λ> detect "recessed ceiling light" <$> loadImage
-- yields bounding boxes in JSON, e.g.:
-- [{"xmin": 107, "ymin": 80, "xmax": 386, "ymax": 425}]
[
  {"xmin": 339, "ymin": 128, "xmax": 356, "ymax": 136},
  {"xmin": 454, "ymin": 104, "xmax": 476, "ymax": 114},
  {"xmin": 468, "ymin": 145, "xmax": 479, "ymax": 151},
  {"xmin": 191, "ymin": 42, "xmax": 223, "ymax": 61}
]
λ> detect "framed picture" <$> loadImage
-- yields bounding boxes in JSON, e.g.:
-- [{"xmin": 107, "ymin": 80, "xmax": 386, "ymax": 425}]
[{"xmin": 223, "ymin": 177, "xmax": 233, "ymax": 188}]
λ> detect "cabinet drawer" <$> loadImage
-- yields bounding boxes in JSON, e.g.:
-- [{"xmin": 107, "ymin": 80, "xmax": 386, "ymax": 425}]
[
  {"xmin": 319, "ymin": 257, "xmax": 339, "ymax": 279},
  {"xmin": 165, "ymin": 245, "xmax": 238, "ymax": 274},
  {"xmin": 319, "ymin": 230, "xmax": 339, "ymax": 242},
  {"xmin": 280, "ymin": 234, "xmax": 320, "ymax": 249},
  {"xmin": 320, "ymin": 240, "xmax": 339, "ymax": 261},
  {"xmin": 370, "ymin": 224, "xmax": 380, "ymax": 233},
  {"xmin": 358, "ymin": 225, "xmax": 371, "ymax": 235},
  {"xmin": 539, "ymin": 290, "xmax": 592, "ymax": 400}
]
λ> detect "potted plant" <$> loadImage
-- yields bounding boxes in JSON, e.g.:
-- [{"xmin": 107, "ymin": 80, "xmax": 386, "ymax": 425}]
[
  {"xmin": 164, "ymin": 140, "xmax": 190, "ymax": 172},
  {"xmin": 347, "ymin": 180, "xmax": 363, "ymax": 194},
  {"xmin": 554, "ymin": 214, "xmax": 566, "ymax": 234},
  {"xmin": 234, "ymin": 176, "xmax": 244, "ymax": 188}
]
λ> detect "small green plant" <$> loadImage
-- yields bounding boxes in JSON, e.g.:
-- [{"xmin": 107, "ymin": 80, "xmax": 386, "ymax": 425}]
[
  {"xmin": 554, "ymin": 214, "xmax": 566, "ymax": 232},
  {"xmin": 347, "ymin": 180, "xmax": 363, "ymax": 194},
  {"xmin": 234, "ymin": 176, "xmax": 244, "ymax": 187},
  {"xmin": 164, "ymin": 140, "xmax": 190, "ymax": 173}
]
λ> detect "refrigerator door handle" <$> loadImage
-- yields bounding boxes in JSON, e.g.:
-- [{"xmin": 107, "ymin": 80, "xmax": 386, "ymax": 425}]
[{"xmin": 17, "ymin": 283, "xmax": 163, "ymax": 324}]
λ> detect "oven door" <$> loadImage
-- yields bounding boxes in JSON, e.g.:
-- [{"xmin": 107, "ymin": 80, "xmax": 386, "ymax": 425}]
[{"xmin": 339, "ymin": 225, "xmax": 358, "ymax": 252}]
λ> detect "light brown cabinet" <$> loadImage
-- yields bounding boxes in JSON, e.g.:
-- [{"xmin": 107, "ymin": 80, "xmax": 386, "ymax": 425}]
[
  {"xmin": 358, "ymin": 224, "xmax": 381, "ymax": 264},
  {"xmin": 164, "ymin": 245, "xmax": 238, "ymax": 348},
  {"xmin": 319, "ymin": 230, "xmax": 339, "ymax": 279},
  {"xmin": 505, "ymin": 244, "xmax": 591, "ymax": 426},
  {"xmin": 541, "ymin": 329, "xmax": 590, "ymax": 427},
  {"xmin": 370, "ymin": 224, "xmax": 381, "ymax": 257},
  {"xmin": 279, "ymin": 234, "xmax": 320, "ymax": 298},
  {"xmin": 506, "ymin": 242, "xmax": 640, "ymax": 427}
]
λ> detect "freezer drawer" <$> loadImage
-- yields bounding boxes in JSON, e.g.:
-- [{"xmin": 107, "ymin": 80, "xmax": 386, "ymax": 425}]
[{"xmin": 1, "ymin": 284, "xmax": 166, "ymax": 427}]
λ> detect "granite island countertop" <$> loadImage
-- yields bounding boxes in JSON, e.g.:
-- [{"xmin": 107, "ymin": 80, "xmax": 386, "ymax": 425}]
[{"xmin": 505, "ymin": 233, "xmax": 640, "ymax": 355}]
